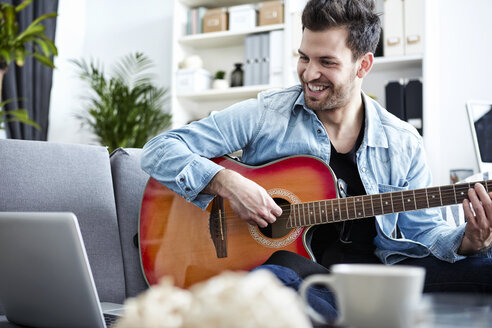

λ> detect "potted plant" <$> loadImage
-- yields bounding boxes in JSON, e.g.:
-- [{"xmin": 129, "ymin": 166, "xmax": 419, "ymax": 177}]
[
  {"xmin": 72, "ymin": 52, "xmax": 172, "ymax": 153},
  {"xmin": 0, "ymin": 0, "xmax": 57, "ymax": 129},
  {"xmin": 212, "ymin": 70, "xmax": 229, "ymax": 89}
]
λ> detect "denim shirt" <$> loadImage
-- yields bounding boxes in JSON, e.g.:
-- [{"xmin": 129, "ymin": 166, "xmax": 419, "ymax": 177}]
[{"xmin": 142, "ymin": 85, "xmax": 487, "ymax": 264}]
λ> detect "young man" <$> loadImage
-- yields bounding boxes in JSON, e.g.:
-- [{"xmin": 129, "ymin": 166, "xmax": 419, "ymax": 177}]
[{"xmin": 142, "ymin": 0, "xmax": 492, "ymax": 320}]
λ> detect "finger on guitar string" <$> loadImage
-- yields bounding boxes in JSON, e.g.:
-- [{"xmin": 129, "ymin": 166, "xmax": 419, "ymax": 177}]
[
  {"xmin": 463, "ymin": 198, "xmax": 477, "ymax": 227},
  {"xmin": 469, "ymin": 183, "xmax": 492, "ymax": 229}
]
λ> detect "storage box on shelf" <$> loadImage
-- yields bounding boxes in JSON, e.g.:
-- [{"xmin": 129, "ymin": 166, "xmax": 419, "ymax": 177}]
[
  {"xmin": 202, "ymin": 7, "xmax": 228, "ymax": 33},
  {"xmin": 259, "ymin": 0, "xmax": 284, "ymax": 26},
  {"xmin": 229, "ymin": 4, "xmax": 257, "ymax": 32},
  {"xmin": 176, "ymin": 68, "xmax": 212, "ymax": 94}
]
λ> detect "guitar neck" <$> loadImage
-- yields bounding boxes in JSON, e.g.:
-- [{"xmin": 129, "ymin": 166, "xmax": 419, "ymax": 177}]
[{"xmin": 287, "ymin": 180, "xmax": 491, "ymax": 228}]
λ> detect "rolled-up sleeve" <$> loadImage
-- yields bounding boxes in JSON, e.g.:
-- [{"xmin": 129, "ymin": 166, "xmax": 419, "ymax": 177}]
[{"xmin": 141, "ymin": 97, "xmax": 264, "ymax": 209}]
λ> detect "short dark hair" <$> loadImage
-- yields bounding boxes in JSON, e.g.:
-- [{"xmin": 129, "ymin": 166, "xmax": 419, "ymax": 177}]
[{"xmin": 302, "ymin": 0, "xmax": 382, "ymax": 60}]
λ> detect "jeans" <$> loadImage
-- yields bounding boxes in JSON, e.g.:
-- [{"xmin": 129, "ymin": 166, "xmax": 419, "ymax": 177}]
[{"xmin": 253, "ymin": 251, "xmax": 492, "ymax": 323}]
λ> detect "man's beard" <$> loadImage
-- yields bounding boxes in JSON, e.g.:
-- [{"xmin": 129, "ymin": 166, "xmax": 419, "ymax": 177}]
[{"xmin": 302, "ymin": 71, "xmax": 357, "ymax": 111}]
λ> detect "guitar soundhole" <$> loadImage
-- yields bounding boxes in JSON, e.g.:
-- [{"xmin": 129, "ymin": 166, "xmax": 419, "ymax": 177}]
[{"xmin": 258, "ymin": 198, "xmax": 292, "ymax": 239}]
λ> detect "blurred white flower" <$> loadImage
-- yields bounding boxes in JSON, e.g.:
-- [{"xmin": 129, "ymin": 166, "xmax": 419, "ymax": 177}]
[{"xmin": 114, "ymin": 270, "xmax": 312, "ymax": 328}]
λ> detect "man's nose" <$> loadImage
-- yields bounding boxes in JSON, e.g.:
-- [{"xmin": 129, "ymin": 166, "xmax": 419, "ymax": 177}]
[{"xmin": 303, "ymin": 62, "xmax": 322, "ymax": 82}]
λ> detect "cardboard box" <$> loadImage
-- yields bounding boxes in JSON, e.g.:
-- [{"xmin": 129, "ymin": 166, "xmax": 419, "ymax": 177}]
[
  {"xmin": 176, "ymin": 69, "xmax": 211, "ymax": 94},
  {"xmin": 202, "ymin": 7, "xmax": 228, "ymax": 33},
  {"xmin": 229, "ymin": 4, "xmax": 257, "ymax": 32},
  {"xmin": 259, "ymin": 1, "xmax": 284, "ymax": 26}
]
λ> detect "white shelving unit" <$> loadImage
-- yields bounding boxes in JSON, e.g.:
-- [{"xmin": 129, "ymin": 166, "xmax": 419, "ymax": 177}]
[{"xmin": 170, "ymin": 0, "xmax": 425, "ymax": 127}]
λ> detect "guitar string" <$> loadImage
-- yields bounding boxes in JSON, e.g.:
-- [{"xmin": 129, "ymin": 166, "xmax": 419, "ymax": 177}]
[
  {"xmin": 209, "ymin": 180, "xmax": 489, "ymax": 222},
  {"xmin": 212, "ymin": 189, "xmax": 478, "ymax": 222}
]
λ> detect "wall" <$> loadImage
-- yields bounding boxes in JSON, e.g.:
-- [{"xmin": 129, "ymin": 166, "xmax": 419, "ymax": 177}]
[
  {"xmin": 48, "ymin": 0, "xmax": 174, "ymax": 145},
  {"xmin": 424, "ymin": 0, "xmax": 492, "ymax": 185}
]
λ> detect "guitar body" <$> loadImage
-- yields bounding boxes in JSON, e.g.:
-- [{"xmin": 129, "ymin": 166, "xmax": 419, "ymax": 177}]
[{"xmin": 139, "ymin": 155, "xmax": 338, "ymax": 288}]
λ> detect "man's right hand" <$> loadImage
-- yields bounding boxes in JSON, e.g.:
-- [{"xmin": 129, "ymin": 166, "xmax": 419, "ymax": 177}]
[{"xmin": 203, "ymin": 169, "xmax": 282, "ymax": 228}]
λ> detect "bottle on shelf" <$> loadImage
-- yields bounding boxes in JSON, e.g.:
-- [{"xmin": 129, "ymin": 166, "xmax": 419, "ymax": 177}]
[{"xmin": 230, "ymin": 63, "xmax": 244, "ymax": 87}]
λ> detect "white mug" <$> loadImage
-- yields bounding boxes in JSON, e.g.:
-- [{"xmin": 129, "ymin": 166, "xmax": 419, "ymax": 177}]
[{"xmin": 299, "ymin": 264, "xmax": 425, "ymax": 328}]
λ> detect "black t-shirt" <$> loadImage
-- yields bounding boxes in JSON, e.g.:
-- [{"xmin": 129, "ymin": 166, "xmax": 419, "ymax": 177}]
[{"xmin": 311, "ymin": 119, "xmax": 379, "ymax": 267}]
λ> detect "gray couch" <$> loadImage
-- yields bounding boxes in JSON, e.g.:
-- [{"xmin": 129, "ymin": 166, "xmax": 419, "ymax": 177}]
[{"xmin": 0, "ymin": 139, "xmax": 150, "ymax": 326}]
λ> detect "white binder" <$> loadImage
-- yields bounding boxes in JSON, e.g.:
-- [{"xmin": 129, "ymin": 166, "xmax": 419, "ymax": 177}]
[
  {"xmin": 260, "ymin": 33, "xmax": 270, "ymax": 85},
  {"xmin": 269, "ymin": 30, "xmax": 284, "ymax": 86},
  {"xmin": 384, "ymin": 0, "xmax": 405, "ymax": 56},
  {"xmin": 244, "ymin": 34, "xmax": 254, "ymax": 86},
  {"xmin": 252, "ymin": 34, "xmax": 262, "ymax": 85},
  {"xmin": 404, "ymin": 0, "xmax": 424, "ymax": 55}
]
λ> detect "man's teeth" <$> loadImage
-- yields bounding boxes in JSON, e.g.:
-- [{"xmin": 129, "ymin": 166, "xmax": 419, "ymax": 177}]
[{"xmin": 308, "ymin": 84, "xmax": 327, "ymax": 92}]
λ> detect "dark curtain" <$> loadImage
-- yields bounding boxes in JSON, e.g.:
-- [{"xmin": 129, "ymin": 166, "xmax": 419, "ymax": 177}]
[{"xmin": 1, "ymin": 0, "xmax": 58, "ymax": 140}]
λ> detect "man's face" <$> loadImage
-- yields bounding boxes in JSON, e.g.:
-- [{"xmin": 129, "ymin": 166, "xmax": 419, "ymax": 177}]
[{"xmin": 297, "ymin": 27, "xmax": 359, "ymax": 111}]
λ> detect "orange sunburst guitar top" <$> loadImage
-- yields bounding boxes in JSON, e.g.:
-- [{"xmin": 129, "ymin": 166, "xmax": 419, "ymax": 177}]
[{"xmin": 139, "ymin": 155, "xmax": 491, "ymax": 288}]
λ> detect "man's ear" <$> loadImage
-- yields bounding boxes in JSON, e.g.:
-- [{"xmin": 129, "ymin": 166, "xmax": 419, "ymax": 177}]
[{"xmin": 356, "ymin": 52, "xmax": 374, "ymax": 78}]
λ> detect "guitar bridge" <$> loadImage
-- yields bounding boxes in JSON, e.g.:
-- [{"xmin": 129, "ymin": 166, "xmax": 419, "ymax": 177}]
[{"xmin": 209, "ymin": 196, "xmax": 227, "ymax": 258}]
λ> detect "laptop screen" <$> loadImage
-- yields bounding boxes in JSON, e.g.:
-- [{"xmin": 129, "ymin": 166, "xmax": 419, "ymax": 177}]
[{"xmin": 466, "ymin": 100, "xmax": 492, "ymax": 173}]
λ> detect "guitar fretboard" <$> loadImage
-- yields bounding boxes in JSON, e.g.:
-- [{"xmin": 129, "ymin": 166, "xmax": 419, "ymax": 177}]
[{"xmin": 287, "ymin": 180, "xmax": 491, "ymax": 228}]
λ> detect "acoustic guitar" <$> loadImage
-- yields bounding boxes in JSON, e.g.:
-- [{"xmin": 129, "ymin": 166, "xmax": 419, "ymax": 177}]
[{"xmin": 139, "ymin": 155, "xmax": 490, "ymax": 288}]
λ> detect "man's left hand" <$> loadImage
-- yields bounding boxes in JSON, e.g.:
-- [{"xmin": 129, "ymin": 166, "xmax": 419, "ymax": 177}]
[{"xmin": 458, "ymin": 183, "xmax": 492, "ymax": 255}]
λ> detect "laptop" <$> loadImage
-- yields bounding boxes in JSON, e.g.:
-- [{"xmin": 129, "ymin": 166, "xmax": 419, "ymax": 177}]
[
  {"xmin": 466, "ymin": 100, "xmax": 492, "ymax": 173},
  {"xmin": 0, "ymin": 212, "xmax": 125, "ymax": 328}
]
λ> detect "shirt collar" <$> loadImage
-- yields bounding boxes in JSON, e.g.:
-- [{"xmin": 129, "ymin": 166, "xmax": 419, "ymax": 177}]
[
  {"xmin": 292, "ymin": 86, "xmax": 389, "ymax": 149},
  {"xmin": 362, "ymin": 92, "xmax": 389, "ymax": 149}
]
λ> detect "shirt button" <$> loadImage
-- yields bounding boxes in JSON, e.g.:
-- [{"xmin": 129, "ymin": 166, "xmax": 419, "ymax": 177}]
[
  {"xmin": 180, "ymin": 177, "xmax": 184, "ymax": 182},
  {"xmin": 361, "ymin": 168, "xmax": 366, "ymax": 173},
  {"xmin": 317, "ymin": 129, "xmax": 322, "ymax": 134},
  {"xmin": 185, "ymin": 187, "xmax": 191, "ymax": 192}
]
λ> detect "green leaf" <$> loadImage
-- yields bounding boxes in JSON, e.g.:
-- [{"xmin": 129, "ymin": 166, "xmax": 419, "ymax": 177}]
[
  {"xmin": 0, "ymin": 49, "xmax": 11, "ymax": 65},
  {"xmin": 0, "ymin": 109, "xmax": 41, "ymax": 131},
  {"xmin": 4, "ymin": 5, "xmax": 16, "ymax": 37},
  {"xmin": 32, "ymin": 53, "xmax": 55, "ymax": 68},
  {"xmin": 15, "ymin": 0, "xmax": 32, "ymax": 13},
  {"xmin": 15, "ymin": 24, "xmax": 45, "ymax": 42},
  {"xmin": 28, "ymin": 12, "xmax": 57, "ymax": 28}
]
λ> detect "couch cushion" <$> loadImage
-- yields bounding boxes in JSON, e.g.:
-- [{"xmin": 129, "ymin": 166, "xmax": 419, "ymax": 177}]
[
  {"xmin": 110, "ymin": 148, "xmax": 149, "ymax": 297},
  {"xmin": 0, "ymin": 139, "xmax": 126, "ymax": 311},
  {"xmin": 0, "ymin": 316, "xmax": 23, "ymax": 327}
]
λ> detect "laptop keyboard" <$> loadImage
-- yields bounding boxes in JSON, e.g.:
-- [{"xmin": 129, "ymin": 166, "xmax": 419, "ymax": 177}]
[{"xmin": 104, "ymin": 313, "xmax": 120, "ymax": 327}]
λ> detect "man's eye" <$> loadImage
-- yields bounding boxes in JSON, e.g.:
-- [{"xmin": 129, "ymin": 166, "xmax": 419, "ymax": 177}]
[{"xmin": 322, "ymin": 61, "xmax": 335, "ymax": 66}]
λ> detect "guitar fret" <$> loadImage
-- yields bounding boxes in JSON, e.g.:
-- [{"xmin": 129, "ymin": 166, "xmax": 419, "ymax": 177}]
[
  {"xmin": 307, "ymin": 202, "xmax": 312, "ymax": 225},
  {"xmin": 297, "ymin": 203, "xmax": 301, "ymax": 226},
  {"xmin": 389, "ymin": 192, "xmax": 395, "ymax": 213},
  {"xmin": 452, "ymin": 184, "xmax": 457, "ymax": 204},
  {"xmin": 325, "ymin": 200, "xmax": 328, "ymax": 222},
  {"xmin": 302, "ymin": 203, "xmax": 306, "ymax": 226},
  {"xmin": 369, "ymin": 195, "xmax": 375, "ymax": 216},
  {"xmin": 361, "ymin": 197, "xmax": 366, "ymax": 217},
  {"xmin": 400, "ymin": 191, "xmax": 406, "ymax": 212},
  {"xmin": 381, "ymin": 193, "xmax": 392, "ymax": 214},
  {"xmin": 427, "ymin": 187, "xmax": 441, "ymax": 208},
  {"xmin": 454, "ymin": 184, "xmax": 469, "ymax": 203},
  {"xmin": 438, "ymin": 187, "xmax": 443, "ymax": 206},
  {"xmin": 345, "ymin": 198, "xmax": 350, "ymax": 219},
  {"xmin": 352, "ymin": 197, "xmax": 357, "ymax": 218},
  {"xmin": 335, "ymin": 199, "xmax": 341, "ymax": 220},
  {"xmin": 425, "ymin": 188, "xmax": 430, "ymax": 208},
  {"xmin": 331, "ymin": 199, "xmax": 336, "ymax": 222},
  {"xmin": 379, "ymin": 194, "xmax": 384, "ymax": 214},
  {"xmin": 402, "ymin": 190, "xmax": 416, "ymax": 211},
  {"xmin": 413, "ymin": 190, "xmax": 417, "ymax": 209},
  {"xmin": 440, "ymin": 185, "xmax": 457, "ymax": 206},
  {"xmin": 415, "ymin": 189, "xmax": 427, "ymax": 209}
]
